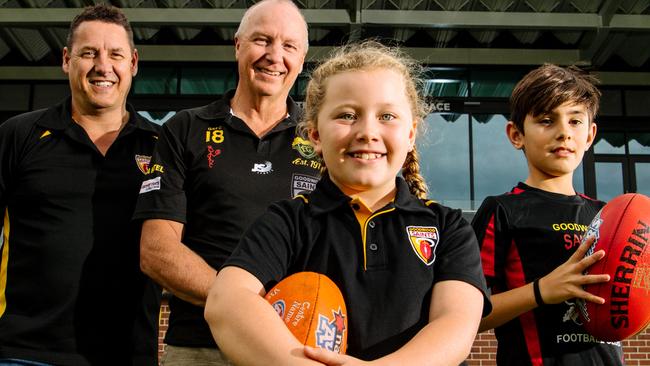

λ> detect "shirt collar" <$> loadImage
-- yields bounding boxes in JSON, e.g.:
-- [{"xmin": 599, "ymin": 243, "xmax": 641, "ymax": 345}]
[
  {"xmin": 308, "ymin": 175, "xmax": 432, "ymax": 216},
  {"xmin": 34, "ymin": 97, "xmax": 158, "ymax": 134},
  {"xmin": 194, "ymin": 89, "xmax": 301, "ymax": 132},
  {"xmin": 193, "ymin": 90, "xmax": 233, "ymax": 121},
  {"xmin": 514, "ymin": 181, "xmax": 586, "ymax": 203}
]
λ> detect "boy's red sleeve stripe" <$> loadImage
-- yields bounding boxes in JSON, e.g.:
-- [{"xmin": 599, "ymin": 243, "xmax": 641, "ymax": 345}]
[
  {"xmin": 506, "ymin": 241, "xmax": 543, "ymax": 365},
  {"xmin": 480, "ymin": 213, "xmax": 496, "ymax": 278}
]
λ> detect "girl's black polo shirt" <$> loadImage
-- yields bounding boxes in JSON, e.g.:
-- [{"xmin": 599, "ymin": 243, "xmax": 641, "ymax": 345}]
[{"xmin": 225, "ymin": 176, "xmax": 491, "ymax": 360}]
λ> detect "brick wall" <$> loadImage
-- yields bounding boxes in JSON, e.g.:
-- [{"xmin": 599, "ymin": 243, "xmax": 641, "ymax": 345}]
[
  {"xmin": 466, "ymin": 329, "xmax": 650, "ymax": 365},
  {"xmin": 157, "ymin": 299, "xmax": 650, "ymax": 364},
  {"xmin": 158, "ymin": 300, "xmax": 170, "ymax": 361},
  {"xmin": 466, "ymin": 330, "xmax": 498, "ymax": 365},
  {"xmin": 620, "ymin": 332, "xmax": 650, "ymax": 366}
]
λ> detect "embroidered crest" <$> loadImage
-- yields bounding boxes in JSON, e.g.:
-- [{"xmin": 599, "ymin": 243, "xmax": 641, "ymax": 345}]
[
  {"xmin": 315, "ymin": 308, "xmax": 346, "ymax": 353},
  {"xmin": 135, "ymin": 155, "xmax": 152, "ymax": 175},
  {"xmin": 406, "ymin": 226, "xmax": 439, "ymax": 265},
  {"xmin": 291, "ymin": 137, "xmax": 317, "ymax": 159},
  {"xmin": 291, "ymin": 174, "xmax": 318, "ymax": 197}
]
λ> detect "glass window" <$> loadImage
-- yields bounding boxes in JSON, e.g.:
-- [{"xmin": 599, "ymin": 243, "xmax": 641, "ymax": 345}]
[
  {"xmin": 0, "ymin": 84, "xmax": 30, "ymax": 111},
  {"xmin": 628, "ymin": 132, "xmax": 650, "ymax": 155},
  {"xmin": 625, "ymin": 90, "xmax": 650, "ymax": 117},
  {"xmin": 290, "ymin": 74, "xmax": 309, "ymax": 99},
  {"xmin": 134, "ymin": 67, "xmax": 178, "ymax": 95},
  {"xmin": 599, "ymin": 89, "xmax": 623, "ymax": 116},
  {"xmin": 573, "ymin": 162, "xmax": 584, "ymax": 194},
  {"xmin": 595, "ymin": 162, "xmax": 624, "ymax": 202},
  {"xmin": 32, "ymin": 84, "xmax": 70, "ymax": 110},
  {"xmin": 470, "ymin": 70, "xmax": 525, "ymax": 98},
  {"xmin": 594, "ymin": 132, "xmax": 625, "ymax": 154},
  {"xmin": 423, "ymin": 68, "xmax": 468, "ymax": 97},
  {"xmin": 181, "ymin": 66, "xmax": 236, "ymax": 95},
  {"xmin": 418, "ymin": 113, "xmax": 470, "ymax": 209},
  {"xmin": 635, "ymin": 162, "xmax": 650, "ymax": 196},
  {"xmin": 472, "ymin": 114, "xmax": 528, "ymax": 205}
]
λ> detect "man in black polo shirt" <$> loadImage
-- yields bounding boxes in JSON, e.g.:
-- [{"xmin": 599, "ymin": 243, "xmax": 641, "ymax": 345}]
[
  {"xmin": 133, "ymin": 0, "xmax": 320, "ymax": 364},
  {"xmin": 0, "ymin": 4, "xmax": 160, "ymax": 366}
]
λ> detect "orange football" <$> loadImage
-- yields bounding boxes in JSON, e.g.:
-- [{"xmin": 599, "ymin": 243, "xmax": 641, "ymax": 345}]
[{"xmin": 264, "ymin": 271, "xmax": 348, "ymax": 354}]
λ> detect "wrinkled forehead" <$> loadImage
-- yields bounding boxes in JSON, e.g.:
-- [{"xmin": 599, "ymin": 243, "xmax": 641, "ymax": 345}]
[{"xmin": 239, "ymin": 2, "xmax": 307, "ymax": 45}]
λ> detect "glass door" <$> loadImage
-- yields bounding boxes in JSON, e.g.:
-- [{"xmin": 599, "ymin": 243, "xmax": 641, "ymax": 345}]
[
  {"xmin": 631, "ymin": 159, "xmax": 650, "ymax": 196},
  {"xmin": 590, "ymin": 131, "xmax": 650, "ymax": 202},
  {"xmin": 593, "ymin": 158, "xmax": 628, "ymax": 202}
]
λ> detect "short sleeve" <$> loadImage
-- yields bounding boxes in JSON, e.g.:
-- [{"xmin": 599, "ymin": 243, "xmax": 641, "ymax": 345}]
[
  {"xmin": 471, "ymin": 196, "xmax": 510, "ymax": 292},
  {"xmin": 133, "ymin": 114, "xmax": 189, "ymax": 223},
  {"xmin": 434, "ymin": 208, "xmax": 492, "ymax": 316},
  {"xmin": 0, "ymin": 115, "xmax": 35, "ymax": 213},
  {"xmin": 0, "ymin": 119, "xmax": 17, "ymax": 211}
]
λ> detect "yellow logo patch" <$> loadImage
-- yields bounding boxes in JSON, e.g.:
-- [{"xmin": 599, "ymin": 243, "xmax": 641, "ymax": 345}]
[
  {"xmin": 292, "ymin": 137, "xmax": 317, "ymax": 159},
  {"xmin": 406, "ymin": 226, "xmax": 439, "ymax": 266}
]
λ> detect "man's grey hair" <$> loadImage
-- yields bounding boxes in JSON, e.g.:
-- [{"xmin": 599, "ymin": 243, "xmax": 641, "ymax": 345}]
[{"xmin": 234, "ymin": 0, "xmax": 309, "ymax": 52}]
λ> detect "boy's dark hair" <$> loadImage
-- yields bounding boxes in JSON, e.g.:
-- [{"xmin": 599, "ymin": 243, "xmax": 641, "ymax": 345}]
[
  {"xmin": 66, "ymin": 3, "xmax": 134, "ymax": 50},
  {"xmin": 510, "ymin": 63, "xmax": 601, "ymax": 133}
]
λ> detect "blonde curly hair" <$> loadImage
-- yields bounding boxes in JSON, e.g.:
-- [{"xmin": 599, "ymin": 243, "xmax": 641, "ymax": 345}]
[{"xmin": 297, "ymin": 40, "xmax": 430, "ymax": 199}]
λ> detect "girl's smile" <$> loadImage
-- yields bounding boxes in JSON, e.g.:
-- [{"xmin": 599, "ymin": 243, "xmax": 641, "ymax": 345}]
[{"xmin": 309, "ymin": 68, "xmax": 416, "ymax": 204}]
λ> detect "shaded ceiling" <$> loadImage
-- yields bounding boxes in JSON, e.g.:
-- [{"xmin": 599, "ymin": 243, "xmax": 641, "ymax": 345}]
[{"xmin": 0, "ymin": 0, "xmax": 649, "ymax": 70}]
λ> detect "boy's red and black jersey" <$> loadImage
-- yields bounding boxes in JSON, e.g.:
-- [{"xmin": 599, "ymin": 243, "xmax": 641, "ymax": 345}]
[
  {"xmin": 0, "ymin": 99, "xmax": 161, "ymax": 365},
  {"xmin": 225, "ymin": 175, "xmax": 492, "ymax": 360},
  {"xmin": 472, "ymin": 182, "xmax": 624, "ymax": 366}
]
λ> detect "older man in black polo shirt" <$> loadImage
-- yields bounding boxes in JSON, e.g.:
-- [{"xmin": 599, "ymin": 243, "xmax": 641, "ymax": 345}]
[{"xmin": 133, "ymin": 0, "xmax": 321, "ymax": 364}]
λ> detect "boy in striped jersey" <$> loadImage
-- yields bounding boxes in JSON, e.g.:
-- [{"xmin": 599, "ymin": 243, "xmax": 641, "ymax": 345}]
[{"xmin": 472, "ymin": 64, "xmax": 624, "ymax": 366}]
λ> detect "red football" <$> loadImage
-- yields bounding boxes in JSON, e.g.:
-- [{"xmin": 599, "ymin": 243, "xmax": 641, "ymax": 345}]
[
  {"xmin": 579, "ymin": 193, "xmax": 650, "ymax": 341},
  {"xmin": 264, "ymin": 272, "xmax": 348, "ymax": 354}
]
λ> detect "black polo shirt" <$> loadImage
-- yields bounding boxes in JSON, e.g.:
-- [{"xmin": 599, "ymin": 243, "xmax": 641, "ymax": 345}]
[
  {"xmin": 0, "ymin": 99, "xmax": 161, "ymax": 365},
  {"xmin": 472, "ymin": 183, "xmax": 623, "ymax": 366},
  {"xmin": 133, "ymin": 90, "xmax": 322, "ymax": 347},
  {"xmin": 225, "ymin": 175, "xmax": 491, "ymax": 360}
]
